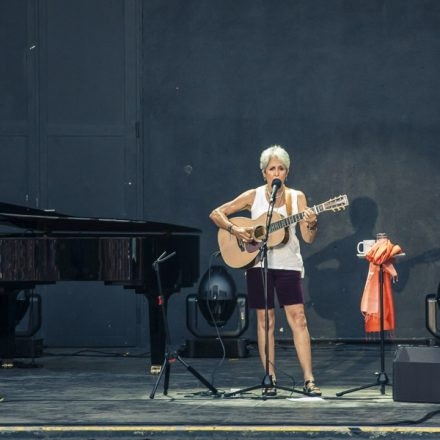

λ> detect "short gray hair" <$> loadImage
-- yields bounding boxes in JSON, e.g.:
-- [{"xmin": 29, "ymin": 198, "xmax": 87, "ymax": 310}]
[{"xmin": 259, "ymin": 145, "xmax": 291, "ymax": 171}]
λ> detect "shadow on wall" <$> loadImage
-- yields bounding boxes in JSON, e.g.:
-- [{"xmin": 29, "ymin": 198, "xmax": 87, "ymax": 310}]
[{"xmin": 305, "ymin": 197, "xmax": 440, "ymax": 338}]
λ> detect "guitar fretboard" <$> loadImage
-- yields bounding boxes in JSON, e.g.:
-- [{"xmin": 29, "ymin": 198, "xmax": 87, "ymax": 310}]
[{"xmin": 268, "ymin": 203, "xmax": 326, "ymax": 232}]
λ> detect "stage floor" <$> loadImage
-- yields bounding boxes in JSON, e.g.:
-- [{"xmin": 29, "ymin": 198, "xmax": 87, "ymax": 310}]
[{"xmin": 1, "ymin": 343, "xmax": 439, "ymax": 439}]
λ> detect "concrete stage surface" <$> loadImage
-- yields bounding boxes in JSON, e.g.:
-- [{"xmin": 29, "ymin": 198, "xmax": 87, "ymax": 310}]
[{"xmin": 1, "ymin": 343, "xmax": 439, "ymax": 439}]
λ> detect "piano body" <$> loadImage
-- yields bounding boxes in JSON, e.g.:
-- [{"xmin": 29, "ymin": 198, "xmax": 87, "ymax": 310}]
[{"xmin": 0, "ymin": 202, "xmax": 200, "ymax": 367}]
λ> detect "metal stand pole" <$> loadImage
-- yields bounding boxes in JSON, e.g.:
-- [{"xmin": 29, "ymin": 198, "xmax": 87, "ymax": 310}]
[
  {"xmin": 336, "ymin": 263, "xmax": 390, "ymax": 397},
  {"xmin": 224, "ymin": 196, "xmax": 305, "ymax": 398}
]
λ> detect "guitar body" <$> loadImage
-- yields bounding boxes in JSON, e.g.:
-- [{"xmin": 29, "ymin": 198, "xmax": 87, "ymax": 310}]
[
  {"xmin": 218, "ymin": 212, "xmax": 287, "ymax": 269},
  {"xmin": 217, "ymin": 194, "xmax": 349, "ymax": 269}
]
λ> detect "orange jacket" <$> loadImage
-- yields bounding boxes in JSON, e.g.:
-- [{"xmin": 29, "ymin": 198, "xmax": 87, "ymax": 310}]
[{"xmin": 360, "ymin": 240, "xmax": 402, "ymax": 333}]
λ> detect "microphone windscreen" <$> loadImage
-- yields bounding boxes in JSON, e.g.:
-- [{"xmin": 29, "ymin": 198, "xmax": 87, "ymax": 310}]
[{"xmin": 272, "ymin": 178, "xmax": 282, "ymax": 188}]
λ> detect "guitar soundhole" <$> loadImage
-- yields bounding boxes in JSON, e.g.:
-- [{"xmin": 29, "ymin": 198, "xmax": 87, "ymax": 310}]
[{"xmin": 253, "ymin": 225, "xmax": 265, "ymax": 241}]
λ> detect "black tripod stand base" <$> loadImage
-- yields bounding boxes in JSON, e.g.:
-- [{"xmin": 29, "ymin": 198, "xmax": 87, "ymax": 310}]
[
  {"xmin": 336, "ymin": 372, "xmax": 391, "ymax": 397},
  {"xmin": 149, "ymin": 357, "xmax": 169, "ymax": 399},
  {"xmin": 224, "ymin": 374, "xmax": 308, "ymax": 398},
  {"xmin": 149, "ymin": 353, "xmax": 218, "ymax": 399},
  {"xmin": 224, "ymin": 384, "xmax": 307, "ymax": 398}
]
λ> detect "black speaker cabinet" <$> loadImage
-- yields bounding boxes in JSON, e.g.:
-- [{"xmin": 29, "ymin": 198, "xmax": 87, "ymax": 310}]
[{"xmin": 393, "ymin": 345, "xmax": 440, "ymax": 403}]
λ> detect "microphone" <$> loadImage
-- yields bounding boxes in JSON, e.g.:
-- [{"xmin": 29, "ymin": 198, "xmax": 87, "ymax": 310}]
[{"xmin": 270, "ymin": 178, "xmax": 282, "ymax": 202}]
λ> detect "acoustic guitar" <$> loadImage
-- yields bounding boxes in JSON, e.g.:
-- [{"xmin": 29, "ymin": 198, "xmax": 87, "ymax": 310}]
[{"xmin": 218, "ymin": 195, "xmax": 349, "ymax": 268}]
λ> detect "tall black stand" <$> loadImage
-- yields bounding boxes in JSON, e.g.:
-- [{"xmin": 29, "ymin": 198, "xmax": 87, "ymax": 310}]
[
  {"xmin": 224, "ymin": 195, "xmax": 306, "ymax": 399},
  {"xmin": 336, "ymin": 263, "xmax": 390, "ymax": 397},
  {"xmin": 149, "ymin": 251, "xmax": 218, "ymax": 399}
]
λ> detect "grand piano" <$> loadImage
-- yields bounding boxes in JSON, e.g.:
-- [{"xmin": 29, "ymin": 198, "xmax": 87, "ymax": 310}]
[{"xmin": 0, "ymin": 202, "xmax": 200, "ymax": 368}]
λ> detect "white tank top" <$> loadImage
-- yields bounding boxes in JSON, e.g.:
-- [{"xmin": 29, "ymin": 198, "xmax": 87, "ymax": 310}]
[{"xmin": 250, "ymin": 185, "xmax": 304, "ymax": 274}]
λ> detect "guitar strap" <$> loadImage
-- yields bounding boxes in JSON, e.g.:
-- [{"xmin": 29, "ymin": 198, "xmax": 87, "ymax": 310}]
[{"xmin": 285, "ymin": 187, "xmax": 292, "ymax": 216}]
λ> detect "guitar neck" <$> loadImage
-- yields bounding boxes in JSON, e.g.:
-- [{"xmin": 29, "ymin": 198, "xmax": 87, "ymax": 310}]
[{"xmin": 269, "ymin": 203, "xmax": 325, "ymax": 232}]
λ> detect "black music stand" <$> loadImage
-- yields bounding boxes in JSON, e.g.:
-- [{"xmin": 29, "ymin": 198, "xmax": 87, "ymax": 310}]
[
  {"xmin": 336, "ymin": 253, "xmax": 404, "ymax": 397},
  {"xmin": 149, "ymin": 251, "xmax": 218, "ymax": 399},
  {"xmin": 224, "ymin": 191, "xmax": 306, "ymax": 399}
]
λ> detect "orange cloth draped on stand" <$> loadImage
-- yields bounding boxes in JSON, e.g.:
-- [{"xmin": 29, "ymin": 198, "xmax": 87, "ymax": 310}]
[{"xmin": 360, "ymin": 239, "xmax": 402, "ymax": 333}]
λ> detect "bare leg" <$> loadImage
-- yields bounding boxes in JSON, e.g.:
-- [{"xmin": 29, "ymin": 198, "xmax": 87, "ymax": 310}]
[
  {"xmin": 256, "ymin": 308, "xmax": 276, "ymax": 379},
  {"xmin": 284, "ymin": 304, "xmax": 314, "ymax": 381}
]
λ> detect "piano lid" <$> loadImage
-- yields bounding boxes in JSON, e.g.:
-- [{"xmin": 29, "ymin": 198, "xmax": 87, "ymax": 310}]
[{"xmin": 0, "ymin": 202, "xmax": 200, "ymax": 234}]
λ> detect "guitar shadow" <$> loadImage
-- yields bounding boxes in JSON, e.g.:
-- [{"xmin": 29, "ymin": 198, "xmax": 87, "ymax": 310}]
[
  {"xmin": 392, "ymin": 248, "xmax": 440, "ymax": 293},
  {"xmin": 304, "ymin": 196, "xmax": 440, "ymax": 338}
]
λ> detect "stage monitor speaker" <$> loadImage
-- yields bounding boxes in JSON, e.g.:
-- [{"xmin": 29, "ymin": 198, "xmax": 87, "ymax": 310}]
[{"xmin": 393, "ymin": 345, "xmax": 440, "ymax": 403}]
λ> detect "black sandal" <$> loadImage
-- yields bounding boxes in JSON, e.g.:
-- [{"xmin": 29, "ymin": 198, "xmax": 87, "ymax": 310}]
[
  {"xmin": 303, "ymin": 380, "xmax": 322, "ymax": 397},
  {"xmin": 262, "ymin": 379, "xmax": 277, "ymax": 397}
]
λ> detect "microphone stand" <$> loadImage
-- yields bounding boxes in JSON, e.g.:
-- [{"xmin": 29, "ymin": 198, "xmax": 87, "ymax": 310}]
[
  {"xmin": 149, "ymin": 251, "xmax": 218, "ymax": 399},
  {"xmin": 224, "ymin": 191, "xmax": 306, "ymax": 398},
  {"xmin": 336, "ymin": 262, "xmax": 390, "ymax": 397}
]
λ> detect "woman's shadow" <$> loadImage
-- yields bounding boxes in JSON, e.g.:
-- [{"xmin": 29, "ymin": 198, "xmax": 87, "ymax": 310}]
[{"xmin": 305, "ymin": 196, "xmax": 440, "ymax": 338}]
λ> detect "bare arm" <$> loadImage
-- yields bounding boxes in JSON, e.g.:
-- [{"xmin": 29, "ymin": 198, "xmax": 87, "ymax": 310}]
[
  {"xmin": 209, "ymin": 189, "xmax": 256, "ymax": 242},
  {"xmin": 297, "ymin": 191, "xmax": 318, "ymax": 244}
]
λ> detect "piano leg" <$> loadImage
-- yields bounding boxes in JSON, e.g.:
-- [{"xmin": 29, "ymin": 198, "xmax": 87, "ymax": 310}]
[
  {"xmin": 147, "ymin": 292, "xmax": 168, "ymax": 371},
  {"xmin": 0, "ymin": 289, "xmax": 18, "ymax": 365}
]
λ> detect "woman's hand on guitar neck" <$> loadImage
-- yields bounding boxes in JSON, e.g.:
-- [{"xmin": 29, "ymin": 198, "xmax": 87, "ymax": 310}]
[
  {"xmin": 303, "ymin": 207, "xmax": 317, "ymax": 226},
  {"xmin": 231, "ymin": 225, "xmax": 254, "ymax": 242}
]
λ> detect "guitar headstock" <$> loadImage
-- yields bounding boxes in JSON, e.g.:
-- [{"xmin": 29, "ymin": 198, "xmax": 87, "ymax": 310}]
[{"xmin": 322, "ymin": 195, "xmax": 349, "ymax": 212}]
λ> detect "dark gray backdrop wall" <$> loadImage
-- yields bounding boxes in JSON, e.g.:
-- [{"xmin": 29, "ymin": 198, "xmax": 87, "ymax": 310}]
[
  {"xmin": 1, "ymin": 0, "xmax": 145, "ymax": 347},
  {"xmin": 38, "ymin": 0, "xmax": 143, "ymax": 347},
  {"xmin": 1, "ymin": 0, "xmax": 439, "ymax": 348},
  {"xmin": 142, "ymin": 0, "xmax": 440, "ymax": 341},
  {"xmin": 0, "ymin": 0, "xmax": 38, "ymax": 205}
]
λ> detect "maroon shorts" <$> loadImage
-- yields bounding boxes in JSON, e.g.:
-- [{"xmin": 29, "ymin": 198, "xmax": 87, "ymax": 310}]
[{"xmin": 246, "ymin": 268, "xmax": 304, "ymax": 309}]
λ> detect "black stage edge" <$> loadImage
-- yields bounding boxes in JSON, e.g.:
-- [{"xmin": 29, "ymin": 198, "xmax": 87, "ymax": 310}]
[{"xmin": 2, "ymin": 426, "xmax": 440, "ymax": 440}]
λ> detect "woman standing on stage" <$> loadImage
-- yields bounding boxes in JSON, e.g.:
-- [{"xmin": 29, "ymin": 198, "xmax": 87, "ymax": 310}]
[{"xmin": 209, "ymin": 145, "xmax": 321, "ymax": 397}]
